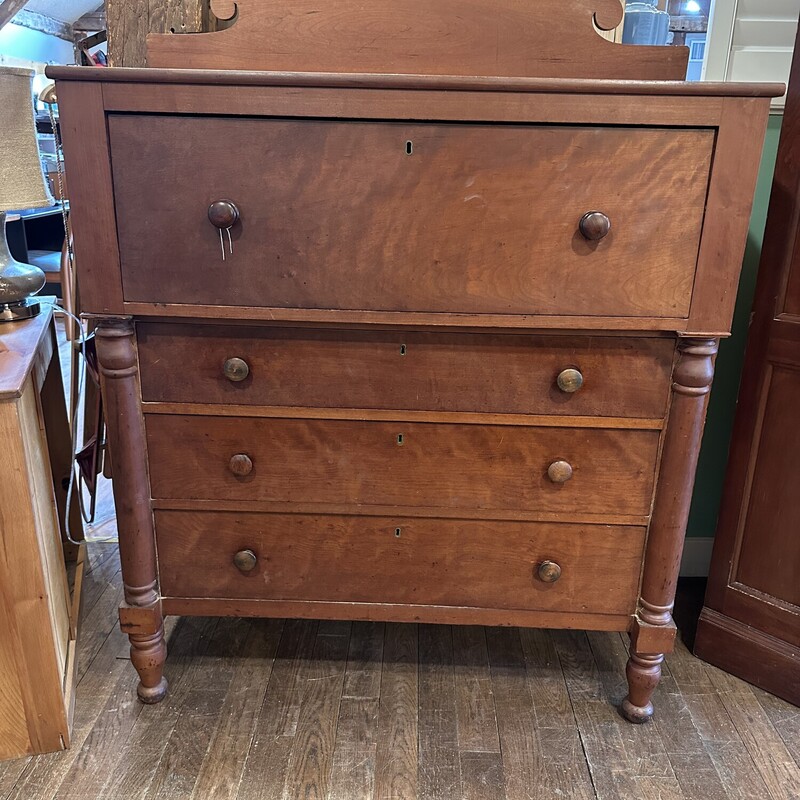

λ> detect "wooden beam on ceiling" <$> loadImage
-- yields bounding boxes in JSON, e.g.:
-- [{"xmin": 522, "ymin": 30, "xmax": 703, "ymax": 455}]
[
  {"xmin": 11, "ymin": 8, "xmax": 72, "ymax": 40},
  {"xmin": 0, "ymin": 0, "xmax": 31, "ymax": 31},
  {"xmin": 73, "ymin": 10, "xmax": 106, "ymax": 32}
]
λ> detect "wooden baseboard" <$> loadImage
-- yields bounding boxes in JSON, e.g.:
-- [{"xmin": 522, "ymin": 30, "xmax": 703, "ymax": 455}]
[{"xmin": 694, "ymin": 607, "xmax": 800, "ymax": 705}]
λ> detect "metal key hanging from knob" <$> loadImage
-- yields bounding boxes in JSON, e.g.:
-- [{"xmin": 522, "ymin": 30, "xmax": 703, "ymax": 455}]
[
  {"xmin": 208, "ymin": 200, "xmax": 240, "ymax": 261},
  {"xmin": 579, "ymin": 211, "xmax": 611, "ymax": 241}
]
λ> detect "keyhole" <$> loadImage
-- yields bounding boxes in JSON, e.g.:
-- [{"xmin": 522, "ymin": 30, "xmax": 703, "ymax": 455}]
[
  {"xmin": 395, "ymin": 528, "xmax": 402, "ymax": 538},
  {"xmin": 397, "ymin": 434, "xmax": 404, "ymax": 446},
  {"xmin": 406, "ymin": 140, "xmax": 413, "ymax": 155},
  {"xmin": 400, "ymin": 344, "xmax": 407, "ymax": 356}
]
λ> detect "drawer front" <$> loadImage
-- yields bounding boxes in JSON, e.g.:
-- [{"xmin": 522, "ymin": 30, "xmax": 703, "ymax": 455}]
[
  {"xmin": 110, "ymin": 115, "xmax": 713, "ymax": 318},
  {"xmin": 154, "ymin": 510, "xmax": 645, "ymax": 615},
  {"xmin": 145, "ymin": 415, "xmax": 659, "ymax": 515},
  {"xmin": 138, "ymin": 324, "xmax": 674, "ymax": 419}
]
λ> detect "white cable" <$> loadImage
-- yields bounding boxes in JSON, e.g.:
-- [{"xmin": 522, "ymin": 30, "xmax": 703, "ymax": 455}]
[{"xmin": 42, "ymin": 300, "xmax": 118, "ymax": 545}]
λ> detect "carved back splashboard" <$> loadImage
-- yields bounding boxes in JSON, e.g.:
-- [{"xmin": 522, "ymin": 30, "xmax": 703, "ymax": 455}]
[{"xmin": 146, "ymin": 0, "xmax": 689, "ymax": 79}]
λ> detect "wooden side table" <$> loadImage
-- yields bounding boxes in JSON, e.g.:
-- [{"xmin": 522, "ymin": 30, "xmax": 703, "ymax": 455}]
[{"xmin": 0, "ymin": 303, "xmax": 83, "ymax": 759}]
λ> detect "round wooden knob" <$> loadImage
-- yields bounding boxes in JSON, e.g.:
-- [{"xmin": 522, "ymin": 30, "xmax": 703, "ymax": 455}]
[
  {"xmin": 233, "ymin": 549, "xmax": 257, "ymax": 573},
  {"xmin": 537, "ymin": 560, "xmax": 562, "ymax": 583},
  {"xmin": 222, "ymin": 357, "xmax": 249, "ymax": 382},
  {"xmin": 556, "ymin": 368, "xmax": 584, "ymax": 394},
  {"xmin": 547, "ymin": 460, "xmax": 573, "ymax": 483},
  {"xmin": 229, "ymin": 453, "xmax": 253, "ymax": 477},
  {"xmin": 208, "ymin": 199, "xmax": 240, "ymax": 229},
  {"xmin": 579, "ymin": 211, "xmax": 611, "ymax": 241}
]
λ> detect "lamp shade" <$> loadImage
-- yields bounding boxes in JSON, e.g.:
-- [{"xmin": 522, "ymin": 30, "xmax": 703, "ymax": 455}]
[{"xmin": 0, "ymin": 67, "xmax": 53, "ymax": 212}]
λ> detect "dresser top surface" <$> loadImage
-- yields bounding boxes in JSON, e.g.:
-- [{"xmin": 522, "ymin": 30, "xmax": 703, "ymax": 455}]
[{"xmin": 45, "ymin": 66, "xmax": 785, "ymax": 99}]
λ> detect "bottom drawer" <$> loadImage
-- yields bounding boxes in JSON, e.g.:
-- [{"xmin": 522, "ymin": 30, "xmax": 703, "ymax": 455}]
[{"xmin": 155, "ymin": 511, "xmax": 645, "ymax": 616}]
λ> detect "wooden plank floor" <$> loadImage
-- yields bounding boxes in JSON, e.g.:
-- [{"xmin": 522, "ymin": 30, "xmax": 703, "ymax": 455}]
[{"xmin": 1, "ymin": 544, "xmax": 798, "ymax": 800}]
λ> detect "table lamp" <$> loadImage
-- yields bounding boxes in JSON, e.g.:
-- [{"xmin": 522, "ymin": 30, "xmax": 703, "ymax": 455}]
[{"xmin": 0, "ymin": 67, "xmax": 54, "ymax": 322}]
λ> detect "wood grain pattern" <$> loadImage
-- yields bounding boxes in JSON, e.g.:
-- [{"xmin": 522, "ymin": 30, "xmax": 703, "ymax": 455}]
[
  {"xmin": 160, "ymin": 596, "xmax": 633, "ymax": 632},
  {"xmin": 152, "ymin": 497, "xmax": 650, "ymax": 529},
  {"xmin": 373, "ymin": 623, "xmax": 418, "ymax": 800},
  {"xmin": 126, "ymin": 302, "xmax": 694, "ymax": 333},
  {"xmin": 153, "ymin": 510, "xmax": 644, "ymax": 616},
  {"xmin": 54, "ymin": 82, "xmax": 124, "ymax": 315},
  {"xmin": 452, "ymin": 626, "xmax": 500, "ymax": 753},
  {"xmin": 106, "ymin": 0, "xmax": 206, "ymax": 67},
  {"xmin": 47, "ymin": 65, "xmax": 785, "ymax": 96},
  {"xmin": 95, "ymin": 320, "xmax": 167, "ymax": 703},
  {"xmin": 8, "ymin": 554, "xmax": 800, "ymax": 800},
  {"xmin": 687, "ymin": 97, "xmax": 773, "ymax": 334},
  {"xmin": 109, "ymin": 116, "xmax": 712, "ymax": 319},
  {"xmin": 695, "ymin": 22, "xmax": 800, "ymax": 707},
  {"xmin": 137, "ymin": 324, "xmax": 674, "ymax": 419},
  {"xmin": 623, "ymin": 338, "xmax": 718, "ymax": 724},
  {"xmin": 142, "ymin": 404, "xmax": 664, "ymax": 432},
  {"xmin": 99, "ymin": 82, "xmax": 730, "ymax": 134},
  {"xmin": 418, "ymin": 624, "xmax": 460, "ymax": 799},
  {"xmin": 144, "ymin": 0, "xmax": 689, "ymax": 79},
  {"xmin": 145, "ymin": 415, "xmax": 660, "ymax": 515},
  {"xmin": 0, "ymin": 309, "xmax": 74, "ymax": 759},
  {"xmin": 48, "ymin": 20, "xmax": 774, "ymax": 720},
  {"xmin": 0, "ymin": 310, "xmax": 54, "ymax": 400},
  {"xmin": 283, "ymin": 624, "xmax": 351, "ymax": 800}
]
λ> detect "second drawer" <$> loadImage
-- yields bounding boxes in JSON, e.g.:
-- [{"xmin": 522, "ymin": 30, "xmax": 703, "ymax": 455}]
[
  {"xmin": 145, "ymin": 415, "xmax": 660, "ymax": 516},
  {"xmin": 137, "ymin": 324, "xmax": 674, "ymax": 419}
]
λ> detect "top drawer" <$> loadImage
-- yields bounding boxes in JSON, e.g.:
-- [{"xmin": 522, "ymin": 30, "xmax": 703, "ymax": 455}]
[{"xmin": 108, "ymin": 115, "xmax": 713, "ymax": 318}]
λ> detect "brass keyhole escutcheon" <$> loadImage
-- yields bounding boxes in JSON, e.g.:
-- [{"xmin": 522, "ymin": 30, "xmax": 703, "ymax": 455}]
[
  {"xmin": 537, "ymin": 560, "xmax": 562, "ymax": 583},
  {"xmin": 233, "ymin": 549, "xmax": 257, "ymax": 573}
]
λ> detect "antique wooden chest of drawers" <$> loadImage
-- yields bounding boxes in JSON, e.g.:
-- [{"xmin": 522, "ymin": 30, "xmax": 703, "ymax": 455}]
[{"xmin": 49, "ymin": 2, "xmax": 780, "ymax": 721}]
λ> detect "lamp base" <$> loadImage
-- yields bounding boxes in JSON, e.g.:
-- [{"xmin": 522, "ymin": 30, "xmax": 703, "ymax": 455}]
[
  {"xmin": 0, "ymin": 298, "xmax": 41, "ymax": 323},
  {"xmin": 0, "ymin": 210, "xmax": 48, "ymax": 323}
]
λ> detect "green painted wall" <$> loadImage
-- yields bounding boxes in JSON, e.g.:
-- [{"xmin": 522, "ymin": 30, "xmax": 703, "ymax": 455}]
[{"xmin": 686, "ymin": 113, "xmax": 783, "ymax": 538}]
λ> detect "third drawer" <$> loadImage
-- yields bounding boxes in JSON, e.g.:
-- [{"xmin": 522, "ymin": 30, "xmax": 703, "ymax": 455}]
[
  {"xmin": 145, "ymin": 415, "xmax": 660, "ymax": 516},
  {"xmin": 154, "ymin": 509, "xmax": 646, "ymax": 616},
  {"xmin": 137, "ymin": 323, "xmax": 674, "ymax": 419}
]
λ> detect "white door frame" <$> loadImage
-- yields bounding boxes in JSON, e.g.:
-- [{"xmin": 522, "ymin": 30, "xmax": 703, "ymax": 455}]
[{"xmin": 702, "ymin": 0, "xmax": 738, "ymax": 80}]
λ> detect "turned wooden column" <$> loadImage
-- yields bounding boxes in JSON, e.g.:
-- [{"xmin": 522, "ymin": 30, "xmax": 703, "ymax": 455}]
[
  {"xmin": 95, "ymin": 318, "xmax": 168, "ymax": 704},
  {"xmin": 622, "ymin": 336, "xmax": 718, "ymax": 723}
]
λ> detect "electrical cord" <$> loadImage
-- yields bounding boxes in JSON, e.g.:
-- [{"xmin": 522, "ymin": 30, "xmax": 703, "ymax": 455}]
[{"xmin": 41, "ymin": 299, "xmax": 118, "ymax": 546}]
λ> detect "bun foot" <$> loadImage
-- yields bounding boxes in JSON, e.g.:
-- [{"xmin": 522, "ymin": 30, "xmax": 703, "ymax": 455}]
[
  {"xmin": 620, "ymin": 697, "xmax": 654, "ymax": 724},
  {"xmin": 137, "ymin": 676, "xmax": 168, "ymax": 704},
  {"xmin": 622, "ymin": 651, "xmax": 663, "ymax": 724}
]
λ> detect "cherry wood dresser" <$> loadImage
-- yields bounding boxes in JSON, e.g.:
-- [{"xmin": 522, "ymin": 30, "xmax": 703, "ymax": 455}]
[{"xmin": 48, "ymin": 0, "xmax": 781, "ymax": 723}]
